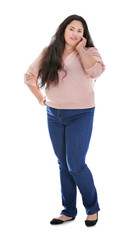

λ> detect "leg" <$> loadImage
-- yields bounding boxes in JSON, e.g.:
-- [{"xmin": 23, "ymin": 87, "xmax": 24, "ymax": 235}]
[
  {"xmin": 65, "ymin": 107, "xmax": 100, "ymax": 215},
  {"xmin": 47, "ymin": 106, "xmax": 77, "ymax": 217}
]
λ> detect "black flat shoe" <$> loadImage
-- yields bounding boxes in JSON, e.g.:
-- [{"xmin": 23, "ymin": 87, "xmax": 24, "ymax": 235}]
[
  {"xmin": 50, "ymin": 217, "xmax": 75, "ymax": 225},
  {"xmin": 85, "ymin": 213, "xmax": 98, "ymax": 227}
]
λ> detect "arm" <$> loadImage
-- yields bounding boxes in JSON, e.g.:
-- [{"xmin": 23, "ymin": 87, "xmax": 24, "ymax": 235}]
[
  {"xmin": 24, "ymin": 47, "xmax": 47, "ymax": 105},
  {"xmin": 25, "ymin": 79, "xmax": 46, "ymax": 105},
  {"xmin": 76, "ymin": 38, "xmax": 105, "ymax": 78}
]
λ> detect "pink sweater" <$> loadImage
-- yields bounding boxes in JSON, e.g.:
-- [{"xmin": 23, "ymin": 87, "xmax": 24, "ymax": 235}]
[{"xmin": 24, "ymin": 47, "xmax": 105, "ymax": 109}]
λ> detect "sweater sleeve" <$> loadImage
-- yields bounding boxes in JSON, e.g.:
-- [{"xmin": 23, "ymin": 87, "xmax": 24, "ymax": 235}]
[
  {"xmin": 24, "ymin": 47, "xmax": 47, "ymax": 87},
  {"xmin": 84, "ymin": 47, "xmax": 105, "ymax": 78}
]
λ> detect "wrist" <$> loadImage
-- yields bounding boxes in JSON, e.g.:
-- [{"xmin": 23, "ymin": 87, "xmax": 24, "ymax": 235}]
[
  {"xmin": 39, "ymin": 96, "xmax": 46, "ymax": 106},
  {"xmin": 76, "ymin": 45, "xmax": 85, "ymax": 54}
]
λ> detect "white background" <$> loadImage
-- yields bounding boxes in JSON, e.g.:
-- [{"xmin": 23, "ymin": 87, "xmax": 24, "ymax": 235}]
[{"xmin": 0, "ymin": 0, "xmax": 132, "ymax": 239}]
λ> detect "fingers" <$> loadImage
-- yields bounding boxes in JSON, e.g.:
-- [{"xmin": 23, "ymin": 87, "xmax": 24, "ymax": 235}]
[{"xmin": 81, "ymin": 37, "xmax": 87, "ymax": 43}]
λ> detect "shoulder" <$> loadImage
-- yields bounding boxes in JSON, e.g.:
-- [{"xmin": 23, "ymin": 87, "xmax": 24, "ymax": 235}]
[
  {"xmin": 39, "ymin": 46, "xmax": 48, "ymax": 58},
  {"xmin": 42, "ymin": 46, "xmax": 48, "ymax": 53}
]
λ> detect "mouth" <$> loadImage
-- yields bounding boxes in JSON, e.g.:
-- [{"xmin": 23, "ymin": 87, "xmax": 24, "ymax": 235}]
[{"xmin": 70, "ymin": 37, "xmax": 78, "ymax": 41}]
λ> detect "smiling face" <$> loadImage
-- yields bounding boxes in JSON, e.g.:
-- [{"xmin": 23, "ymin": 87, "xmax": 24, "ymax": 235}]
[{"xmin": 64, "ymin": 20, "xmax": 84, "ymax": 49}]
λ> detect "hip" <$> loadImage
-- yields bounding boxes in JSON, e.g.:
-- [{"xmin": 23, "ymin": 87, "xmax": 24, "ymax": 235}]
[{"xmin": 46, "ymin": 105, "xmax": 95, "ymax": 126}]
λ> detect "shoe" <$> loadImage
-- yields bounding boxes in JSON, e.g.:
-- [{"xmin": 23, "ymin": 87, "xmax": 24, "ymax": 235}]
[
  {"xmin": 50, "ymin": 217, "xmax": 75, "ymax": 225},
  {"xmin": 85, "ymin": 213, "xmax": 98, "ymax": 227}
]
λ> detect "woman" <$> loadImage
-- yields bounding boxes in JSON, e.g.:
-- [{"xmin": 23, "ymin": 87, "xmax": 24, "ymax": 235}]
[{"xmin": 24, "ymin": 14, "xmax": 105, "ymax": 227}]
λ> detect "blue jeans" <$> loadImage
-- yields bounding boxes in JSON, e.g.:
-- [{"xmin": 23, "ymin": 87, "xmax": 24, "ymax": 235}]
[{"xmin": 46, "ymin": 105, "xmax": 100, "ymax": 218}]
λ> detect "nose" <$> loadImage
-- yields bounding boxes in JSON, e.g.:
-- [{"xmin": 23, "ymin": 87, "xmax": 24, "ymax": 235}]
[{"xmin": 72, "ymin": 32, "xmax": 78, "ymax": 37}]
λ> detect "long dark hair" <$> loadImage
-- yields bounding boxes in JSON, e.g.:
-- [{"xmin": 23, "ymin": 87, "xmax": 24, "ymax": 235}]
[{"xmin": 38, "ymin": 14, "xmax": 95, "ymax": 89}]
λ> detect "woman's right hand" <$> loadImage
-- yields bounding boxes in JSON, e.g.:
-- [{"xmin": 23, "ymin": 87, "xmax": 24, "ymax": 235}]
[{"xmin": 39, "ymin": 96, "xmax": 47, "ymax": 106}]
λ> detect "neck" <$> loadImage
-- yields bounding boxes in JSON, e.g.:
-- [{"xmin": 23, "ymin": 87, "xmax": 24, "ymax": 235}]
[{"xmin": 64, "ymin": 43, "xmax": 75, "ymax": 53}]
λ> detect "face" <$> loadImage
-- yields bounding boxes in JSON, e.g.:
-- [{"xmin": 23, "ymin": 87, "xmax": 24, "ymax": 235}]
[{"xmin": 64, "ymin": 20, "xmax": 84, "ymax": 49}]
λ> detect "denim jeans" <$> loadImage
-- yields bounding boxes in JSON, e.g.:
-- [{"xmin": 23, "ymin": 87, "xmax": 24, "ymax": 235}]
[{"xmin": 46, "ymin": 105, "xmax": 100, "ymax": 218}]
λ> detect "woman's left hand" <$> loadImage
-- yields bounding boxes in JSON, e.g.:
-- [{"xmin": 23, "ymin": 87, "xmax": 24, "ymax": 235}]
[{"xmin": 76, "ymin": 37, "xmax": 87, "ymax": 51}]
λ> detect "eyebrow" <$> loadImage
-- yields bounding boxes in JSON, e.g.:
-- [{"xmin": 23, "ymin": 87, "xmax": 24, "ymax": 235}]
[{"xmin": 70, "ymin": 26, "xmax": 83, "ymax": 31}]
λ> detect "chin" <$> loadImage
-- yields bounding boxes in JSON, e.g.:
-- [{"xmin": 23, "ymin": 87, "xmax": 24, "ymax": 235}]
[{"xmin": 69, "ymin": 42, "xmax": 78, "ymax": 48}]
